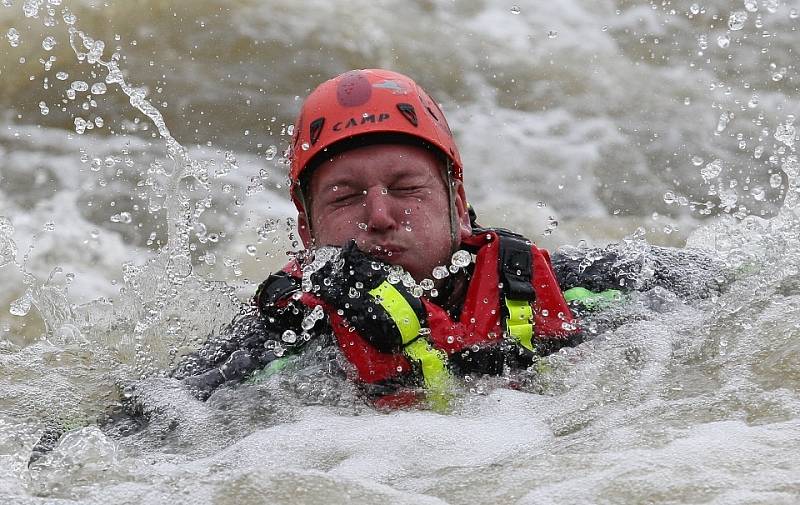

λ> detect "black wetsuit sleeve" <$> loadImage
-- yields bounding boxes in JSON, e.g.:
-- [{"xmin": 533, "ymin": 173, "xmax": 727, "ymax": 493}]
[
  {"xmin": 550, "ymin": 244, "xmax": 728, "ymax": 299},
  {"xmin": 170, "ymin": 301, "xmax": 324, "ymax": 399}
]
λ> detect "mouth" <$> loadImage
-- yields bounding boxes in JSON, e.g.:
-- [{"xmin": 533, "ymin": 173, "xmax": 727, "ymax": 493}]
[{"xmin": 368, "ymin": 243, "xmax": 404, "ymax": 259}]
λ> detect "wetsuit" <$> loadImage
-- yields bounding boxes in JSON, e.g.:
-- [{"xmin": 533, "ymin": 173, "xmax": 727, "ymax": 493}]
[{"xmin": 171, "ymin": 232, "xmax": 727, "ymax": 403}]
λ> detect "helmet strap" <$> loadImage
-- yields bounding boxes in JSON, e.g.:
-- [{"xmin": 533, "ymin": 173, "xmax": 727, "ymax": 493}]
[{"xmin": 444, "ymin": 159, "xmax": 461, "ymax": 252}]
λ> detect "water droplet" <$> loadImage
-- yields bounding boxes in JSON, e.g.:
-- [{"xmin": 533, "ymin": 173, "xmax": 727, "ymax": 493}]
[
  {"xmin": 701, "ymin": 159, "xmax": 724, "ymax": 182},
  {"xmin": 246, "ymin": 244, "xmax": 257, "ymax": 256},
  {"xmin": 774, "ymin": 122, "xmax": 796, "ymax": 148},
  {"xmin": 38, "ymin": 101, "xmax": 49, "ymax": 115},
  {"xmin": 728, "ymin": 11, "xmax": 748, "ymax": 30},
  {"xmin": 420, "ymin": 278, "xmax": 434, "ymax": 290},
  {"xmin": 697, "ymin": 34, "xmax": 708, "ymax": 50},
  {"xmin": 547, "ymin": 30, "xmax": 558, "ymax": 38},
  {"xmin": 715, "ymin": 112, "xmax": 732, "ymax": 134},
  {"xmin": 790, "ymin": 8, "xmax": 799, "ymax": 19},
  {"xmin": 717, "ymin": 34, "xmax": 730, "ymax": 48},
  {"xmin": 56, "ymin": 71, "xmax": 68, "ymax": 80},
  {"xmin": 9, "ymin": 291, "xmax": 32, "ymax": 316},
  {"xmin": 6, "ymin": 27, "xmax": 20, "ymax": 47},
  {"xmin": 765, "ymin": 0, "xmax": 778, "ymax": 13},
  {"xmin": 750, "ymin": 186, "xmax": 765, "ymax": 201},
  {"xmin": 689, "ymin": 4, "xmax": 700, "ymax": 15},
  {"xmin": 74, "ymin": 117, "xmax": 87, "ymax": 134},
  {"xmin": 348, "ymin": 287, "xmax": 361, "ymax": 299},
  {"xmin": 357, "ymin": 222, "xmax": 367, "ymax": 231},
  {"xmin": 71, "ymin": 80, "xmax": 88, "ymax": 92},
  {"xmin": 451, "ymin": 250, "xmax": 471, "ymax": 268},
  {"xmin": 663, "ymin": 191, "xmax": 676, "ymax": 204},
  {"xmin": 510, "ymin": 6, "xmax": 521, "ymax": 14},
  {"xmin": 91, "ymin": 82, "xmax": 107, "ymax": 95},
  {"xmin": 41, "ymin": 35, "xmax": 56, "ymax": 50},
  {"xmin": 432, "ymin": 266, "xmax": 449, "ymax": 279},
  {"xmin": 282, "ymin": 329, "xmax": 297, "ymax": 343},
  {"xmin": 769, "ymin": 173, "xmax": 783, "ymax": 188},
  {"xmin": 22, "ymin": 0, "xmax": 38, "ymax": 17},
  {"xmin": 747, "ymin": 94, "xmax": 759, "ymax": 108},
  {"xmin": 691, "ymin": 156, "xmax": 704, "ymax": 166},
  {"xmin": 744, "ymin": 0, "xmax": 758, "ymax": 12}
]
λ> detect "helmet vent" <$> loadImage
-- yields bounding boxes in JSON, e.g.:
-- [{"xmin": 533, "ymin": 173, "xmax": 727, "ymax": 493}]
[
  {"xmin": 309, "ymin": 117, "xmax": 325, "ymax": 146},
  {"xmin": 396, "ymin": 103, "xmax": 418, "ymax": 127}
]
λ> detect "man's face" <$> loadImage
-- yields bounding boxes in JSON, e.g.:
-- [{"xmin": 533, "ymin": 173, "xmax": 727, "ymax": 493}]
[{"xmin": 298, "ymin": 143, "xmax": 470, "ymax": 282}]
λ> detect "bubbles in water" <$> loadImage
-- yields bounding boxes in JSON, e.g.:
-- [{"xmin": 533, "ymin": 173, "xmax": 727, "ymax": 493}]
[
  {"xmin": 547, "ymin": 30, "xmax": 558, "ymax": 39},
  {"xmin": 510, "ymin": 6, "xmax": 520, "ymax": 14},
  {"xmin": 281, "ymin": 329, "xmax": 297, "ymax": 343},
  {"xmin": 689, "ymin": 3, "xmax": 700, "ymax": 15},
  {"xmin": 697, "ymin": 34, "xmax": 708, "ymax": 50},
  {"xmin": 2, "ymin": 0, "xmax": 13, "ymax": 7},
  {"xmin": 744, "ymin": 0, "xmax": 758, "ymax": 12},
  {"xmin": 71, "ymin": 80, "xmax": 89, "ymax": 92},
  {"xmin": 451, "ymin": 250, "xmax": 471, "ymax": 268},
  {"xmin": 56, "ymin": 71, "xmax": 68, "ymax": 80},
  {"xmin": 91, "ymin": 82, "xmax": 107, "ymax": 95},
  {"xmin": 245, "ymin": 244, "xmax": 257, "ymax": 256},
  {"xmin": 663, "ymin": 191, "xmax": 676, "ymax": 204},
  {"xmin": 717, "ymin": 34, "xmax": 731, "ymax": 48},
  {"xmin": 701, "ymin": 159, "xmax": 724, "ymax": 183},
  {"xmin": 265, "ymin": 145, "xmax": 277, "ymax": 160},
  {"xmin": 748, "ymin": 94, "xmax": 759, "ymax": 108},
  {"xmin": 38, "ymin": 101, "xmax": 49, "ymax": 115},
  {"xmin": 6, "ymin": 27, "xmax": 20, "ymax": 47},
  {"xmin": 691, "ymin": 156, "xmax": 704, "ymax": 166},
  {"xmin": 790, "ymin": 8, "xmax": 799, "ymax": 19},
  {"xmin": 750, "ymin": 186, "xmax": 766, "ymax": 201},
  {"xmin": 728, "ymin": 11, "xmax": 748, "ymax": 30}
]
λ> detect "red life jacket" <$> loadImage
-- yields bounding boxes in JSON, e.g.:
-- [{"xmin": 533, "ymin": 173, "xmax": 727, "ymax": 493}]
[{"xmin": 274, "ymin": 230, "xmax": 577, "ymax": 389}]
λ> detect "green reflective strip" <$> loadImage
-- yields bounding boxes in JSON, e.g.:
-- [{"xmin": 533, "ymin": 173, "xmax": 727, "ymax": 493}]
[
  {"xmin": 404, "ymin": 339, "xmax": 453, "ymax": 412},
  {"xmin": 505, "ymin": 298, "xmax": 535, "ymax": 351},
  {"xmin": 368, "ymin": 281, "xmax": 421, "ymax": 345},
  {"xmin": 563, "ymin": 287, "xmax": 622, "ymax": 310},
  {"xmin": 369, "ymin": 281, "xmax": 453, "ymax": 411}
]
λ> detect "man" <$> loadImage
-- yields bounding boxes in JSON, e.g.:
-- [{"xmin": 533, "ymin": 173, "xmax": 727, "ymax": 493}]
[
  {"xmin": 28, "ymin": 69, "xmax": 728, "ymax": 464},
  {"xmin": 171, "ymin": 69, "xmax": 726, "ymax": 408}
]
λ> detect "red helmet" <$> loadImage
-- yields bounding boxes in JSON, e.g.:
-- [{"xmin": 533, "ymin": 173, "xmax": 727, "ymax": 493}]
[{"xmin": 288, "ymin": 69, "xmax": 463, "ymax": 211}]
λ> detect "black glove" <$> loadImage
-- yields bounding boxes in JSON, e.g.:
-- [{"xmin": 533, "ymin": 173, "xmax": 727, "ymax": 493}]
[{"xmin": 306, "ymin": 240, "xmax": 426, "ymax": 353}]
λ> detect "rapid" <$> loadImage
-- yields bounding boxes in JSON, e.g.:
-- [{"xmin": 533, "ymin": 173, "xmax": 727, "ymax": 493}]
[{"xmin": 1, "ymin": 0, "xmax": 799, "ymax": 503}]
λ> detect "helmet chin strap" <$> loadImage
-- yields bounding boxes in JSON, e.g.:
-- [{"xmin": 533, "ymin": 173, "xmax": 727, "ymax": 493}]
[{"xmin": 444, "ymin": 159, "xmax": 462, "ymax": 254}]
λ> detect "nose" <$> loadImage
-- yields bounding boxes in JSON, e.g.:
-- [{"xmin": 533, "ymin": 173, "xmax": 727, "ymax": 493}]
[{"xmin": 362, "ymin": 187, "xmax": 397, "ymax": 233}]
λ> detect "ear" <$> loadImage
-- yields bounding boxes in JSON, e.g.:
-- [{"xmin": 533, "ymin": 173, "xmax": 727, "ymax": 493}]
[
  {"xmin": 452, "ymin": 181, "xmax": 472, "ymax": 241},
  {"xmin": 297, "ymin": 211, "xmax": 314, "ymax": 248}
]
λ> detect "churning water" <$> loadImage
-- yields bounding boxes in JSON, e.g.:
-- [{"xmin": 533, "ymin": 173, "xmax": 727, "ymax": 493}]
[{"xmin": 2, "ymin": 0, "xmax": 800, "ymax": 503}]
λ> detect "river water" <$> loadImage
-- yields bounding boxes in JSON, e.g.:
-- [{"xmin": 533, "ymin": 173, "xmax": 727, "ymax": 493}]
[{"xmin": 1, "ymin": 0, "xmax": 800, "ymax": 503}]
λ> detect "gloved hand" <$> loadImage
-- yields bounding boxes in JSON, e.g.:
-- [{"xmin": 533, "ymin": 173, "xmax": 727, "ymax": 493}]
[{"xmin": 306, "ymin": 240, "xmax": 427, "ymax": 353}]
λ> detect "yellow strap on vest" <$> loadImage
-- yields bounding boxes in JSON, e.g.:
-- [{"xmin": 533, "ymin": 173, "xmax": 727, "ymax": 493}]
[
  {"xmin": 505, "ymin": 298, "xmax": 535, "ymax": 352},
  {"xmin": 368, "ymin": 282, "xmax": 421, "ymax": 345},
  {"xmin": 368, "ymin": 281, "xmax": 454, "ymax": 410}
]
